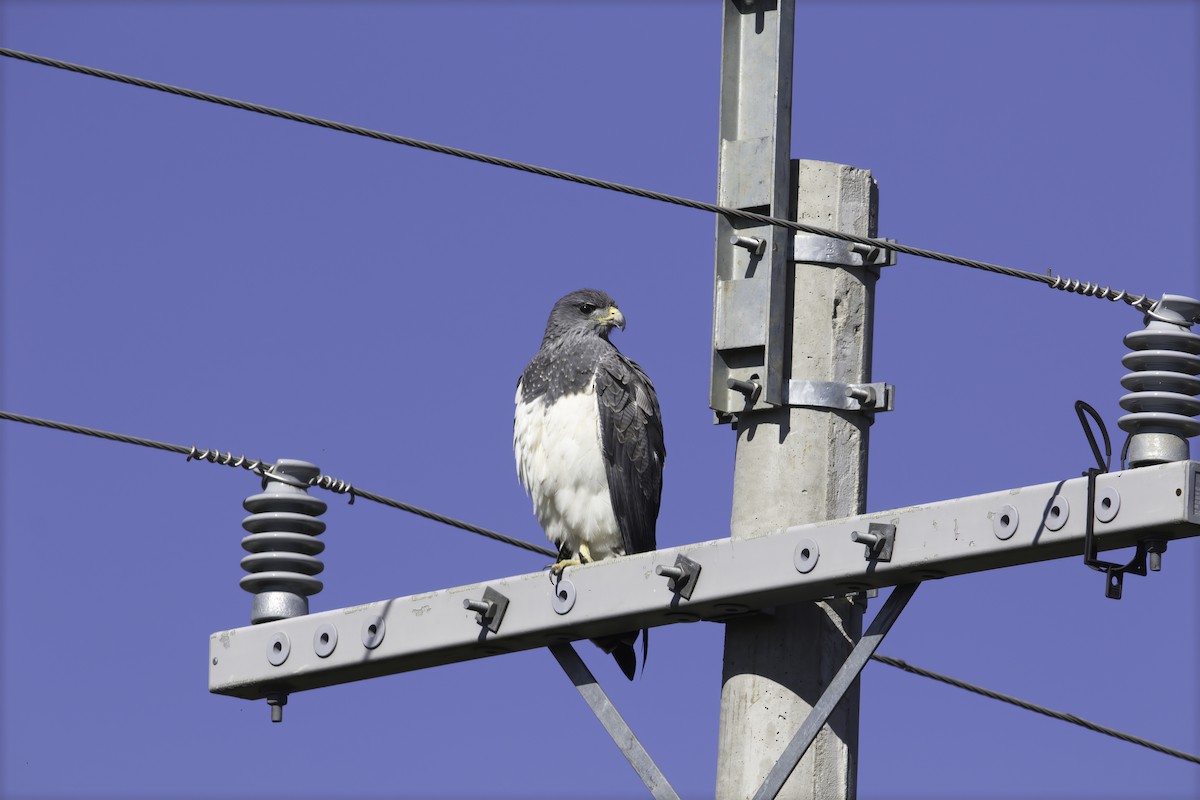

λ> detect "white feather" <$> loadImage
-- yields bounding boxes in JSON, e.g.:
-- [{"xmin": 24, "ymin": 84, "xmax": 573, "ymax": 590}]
[{"xmin": 514, "ymin": 379, "xmax": 623, "ymax": 560}]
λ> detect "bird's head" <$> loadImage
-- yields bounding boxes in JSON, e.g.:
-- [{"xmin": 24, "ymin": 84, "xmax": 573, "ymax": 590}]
[{"xmin": 542, "ymin": 288, "xmax": 625, "ymax": 343}]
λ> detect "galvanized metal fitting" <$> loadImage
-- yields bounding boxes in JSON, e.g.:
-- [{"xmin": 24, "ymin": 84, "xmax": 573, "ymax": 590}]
[
  {"xmin": 313, "ymin": 623, "xmax": 338, "ymax": 658},
  {"xmin": 361, "ymin": 616, "xmax": 386, "ymax": 649},
  {"xmin": 786, "ymin": 380, "xmax": 895, "ymax": 414},
  {"xmin": 1044, "ymin": 495, "xmax": 1070, "ymax": 531},
  {"xmin": 1095, "ymin": 486, "xmax": 1120, "ymax": 523},
  {"xmin": 464, "ymin": 586, "xmax": 509, "ymax": 633},
  {"xmin": 727, "ymin": 378, "xmax": 763, "ymax": 404},
  {"xmin": 550, "ymin": 576, "xmax": 576, "ymax": 615},
  {"xmin": 655, "ymin": 554, "xmax": 702, "ymax": 600},
  {"xmin": 793, "ymin": 538, "xmax": 819, "ymax": 573},
  {"xmin": 730, "ymin": 234, "xmax": 766, "ymax": 256},
  {"xmin": 1145, "ymin": 539, "xmax": 1168, "ymax": 572},
  {"xmin": 792, "ymin": 233, "xmax": 897, "ymax": 269},
  {"xmin": 851, "ymin": 523, "xmax": 895, "ymax": 561},
  {"xmin": 992, "ymin": 505, "xmax": 1019, "ymax": 540},
  {"xmin": 266, "ymin": 692, "xmax": 287, "ymax": 723}
]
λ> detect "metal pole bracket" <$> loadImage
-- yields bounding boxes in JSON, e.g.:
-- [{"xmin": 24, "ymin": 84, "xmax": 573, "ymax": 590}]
[
  {"xmin": 786, "ymin": 380, "xmax": 894, "ymax": 414},
  {"xmin": 793, "ymin": 233, "xmax": 897, "ymax": 270}
]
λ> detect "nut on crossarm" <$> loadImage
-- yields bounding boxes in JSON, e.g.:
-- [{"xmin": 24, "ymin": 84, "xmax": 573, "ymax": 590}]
[
  {"xmin": 266, "ymin": 692, "xmax": 287, "ymax": 723},
  {"xmin": 1145, "ymin": 539, "xmax": 1167, "ymax": 572}
]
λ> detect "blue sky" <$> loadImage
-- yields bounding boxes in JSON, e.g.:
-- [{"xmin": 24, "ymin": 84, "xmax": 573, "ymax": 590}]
[{"xmin": 2, "ymin": 2, "xmax": 1198, "ymax": 799}]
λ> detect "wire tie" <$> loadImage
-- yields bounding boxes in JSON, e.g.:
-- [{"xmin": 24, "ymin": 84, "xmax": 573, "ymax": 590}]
[{"xmin": 312, "ymin": 474, "xmax": 357, "ymax": 504}]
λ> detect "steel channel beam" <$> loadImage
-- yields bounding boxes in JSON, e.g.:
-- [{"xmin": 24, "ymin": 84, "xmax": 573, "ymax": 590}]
[{"xmin": 210, "ymin": 461, "xmax": 1200, "ymax": 700}]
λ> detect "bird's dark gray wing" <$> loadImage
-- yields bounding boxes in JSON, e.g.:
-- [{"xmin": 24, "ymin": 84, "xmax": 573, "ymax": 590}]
[{"xmin": 595, "ymin": 350, "xmax": 665, "ymax": 556}]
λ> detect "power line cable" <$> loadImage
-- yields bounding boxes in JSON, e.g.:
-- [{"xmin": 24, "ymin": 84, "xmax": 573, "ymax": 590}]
[
  {"xmin": 870, "ymin": 653, "xmax": 1200, "ymax": 766},
  {"xmin": 0, "ymin": 46, "xmax": 1159, "ymax": 315},
  {"xmin": 0, "ymin": 409, "xmax": 555, "ymax": 558},
  {"xmin": 4, "ymin": 409, "xmax": 1197, "ymax": 762}
]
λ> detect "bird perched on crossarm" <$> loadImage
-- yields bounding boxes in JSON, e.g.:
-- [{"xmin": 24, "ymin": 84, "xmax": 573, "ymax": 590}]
[{"xmin": 514, "ymin": 288, "xmax": 665, "ymax": 679}]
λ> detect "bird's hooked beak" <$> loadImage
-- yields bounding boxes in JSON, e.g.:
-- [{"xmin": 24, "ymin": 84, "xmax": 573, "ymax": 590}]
[{"xmin": 601, "ymin": 305, "xmax": 626, "ymax": 331}]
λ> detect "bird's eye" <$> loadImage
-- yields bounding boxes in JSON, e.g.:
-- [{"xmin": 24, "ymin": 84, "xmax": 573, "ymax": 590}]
[{"xmin": 578, "ymin": 303, "xmax": 597, "ymax": 314}]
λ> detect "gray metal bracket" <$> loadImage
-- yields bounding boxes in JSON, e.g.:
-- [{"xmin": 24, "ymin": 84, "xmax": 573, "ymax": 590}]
[
  {"xmin": 709, "ymin": 0, "xmax": 794, "ymax": 418},
  {"xmin": 549, "ymin": 643, "xmax": 681, "ymax": 800},
  {"xmin": 786, "ymin": 380, "xmax": 895, "ymax": 414},
  {"xmin": 852, "ymin": 522, "xmax": 895, "ymax": 562},
  {"xmin": 655, "ymin": 553, "xmax": 702, "ymax": 600},
  {"xmin": 463, "ymin": 586, "xmax": 509, "ymax": 633},
  {"xmin": 793, "ymin": 233, "xmax": 897, "ymax": 269},
  {"xmin": 752, "ymin": 582, "xmax": 920, "ymax": 800}
]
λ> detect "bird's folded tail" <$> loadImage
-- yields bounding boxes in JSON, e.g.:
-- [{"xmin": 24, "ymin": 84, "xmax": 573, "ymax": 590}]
[{"xmin": 590, "ymin": 628, "xmax": 649, "ymax": 681}]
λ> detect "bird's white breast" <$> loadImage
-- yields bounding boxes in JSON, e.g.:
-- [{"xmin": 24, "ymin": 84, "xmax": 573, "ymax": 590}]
[{"xmin": 514, "ymin": 379, "xmax": 623, "ymax": 560}]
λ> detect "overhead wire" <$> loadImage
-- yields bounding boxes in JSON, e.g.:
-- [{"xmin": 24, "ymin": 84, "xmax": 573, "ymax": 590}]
[
  {"xmin": 870, "ymin": 653, "xmax": 1200, "ymax": 766},
  {"xmin": 0, "ymin": 46, "xmax": 1158, "ymax": 315},
  {"xmin": 0, "ymin": 409, "xmax": 556, "ymax": 558},
  {"xmin": 3, "ymin": 46, "xmax": 1191, "ymax": 766},
  {"xmin": 3, "ymin": 408, "xmax": 1195, "ymax": 762}
]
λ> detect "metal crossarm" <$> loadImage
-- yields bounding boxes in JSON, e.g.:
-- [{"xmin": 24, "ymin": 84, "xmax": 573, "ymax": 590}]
[
  {"xmin": 549, "ymin": 644, "xmax": 681, "ymax": 800},
  {"xmin": 752, "ymin": 583, "xmax": 920, "ymax": 800},
  {"xmin": 209, "ymin": 461, "xmax": 1200, "ymax": 701}
]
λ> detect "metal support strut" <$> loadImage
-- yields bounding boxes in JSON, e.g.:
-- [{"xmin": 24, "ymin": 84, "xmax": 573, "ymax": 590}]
[
  {"xmin": 752, "ymin": 583, "xmax": 921, "ymax": 800},
  {"xmin": 549, "ymin": 644, "xmax": 681, "ymax": 800}
]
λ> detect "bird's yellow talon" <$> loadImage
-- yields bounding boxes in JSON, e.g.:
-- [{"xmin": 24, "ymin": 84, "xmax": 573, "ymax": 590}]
[{"xmin": 550, "ymin": 559, "xmax": 581, "ymax": 576}]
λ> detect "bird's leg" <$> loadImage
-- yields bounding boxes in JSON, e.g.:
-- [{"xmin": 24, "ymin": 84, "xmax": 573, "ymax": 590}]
[
  {"xmin": 549, "ymin": 542, "xmax": 594, "ymax": 576},
  {"xmin": 550, "ymin": 542, "xmax": 580, "ymax": 576},
  {"xmin": 549, "ymin": 558, "xmax": 580, "ymax": 576}
]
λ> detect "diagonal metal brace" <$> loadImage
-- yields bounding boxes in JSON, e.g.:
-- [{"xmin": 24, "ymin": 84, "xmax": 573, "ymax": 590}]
[
  {"xmin": 549, "ymin": 643, "xmax": 681, "ymax": 800},
  {"xmin": 752, "ymin": 582, "xmax": 921, "ymax": 800}
]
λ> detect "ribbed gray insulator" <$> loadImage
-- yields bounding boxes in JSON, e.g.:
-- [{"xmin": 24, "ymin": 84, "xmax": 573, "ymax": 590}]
[
  {"xmin": 239, "ymin": 459, "xmax": 327, "ymax": 624},
  {"xmin": 1118, "ymin": 295, "xmax": 1200, "ymax": 467}
]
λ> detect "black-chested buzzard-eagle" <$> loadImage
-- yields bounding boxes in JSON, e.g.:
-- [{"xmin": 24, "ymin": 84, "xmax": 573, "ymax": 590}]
[{"xmin": 514, "ymin": 288, "xmax": 665, "ymax": 679}]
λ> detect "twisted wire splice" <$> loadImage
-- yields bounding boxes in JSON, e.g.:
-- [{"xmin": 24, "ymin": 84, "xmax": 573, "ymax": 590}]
[{"xmin": 0, "ymin": 409, "xmax": 553, "ymax": 557}]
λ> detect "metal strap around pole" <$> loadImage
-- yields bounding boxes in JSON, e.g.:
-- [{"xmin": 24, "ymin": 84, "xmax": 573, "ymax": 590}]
[
  {"xmin": 752, "ymin": 582, "xmax": 921, "ymax": 800},
  {"xmin": 548, "ymin": 643, "xmax": 681, "ymax": 800}
]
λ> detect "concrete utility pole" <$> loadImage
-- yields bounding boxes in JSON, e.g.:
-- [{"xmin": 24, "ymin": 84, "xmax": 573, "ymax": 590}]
[
  {"xmin": 715, "ymin": 162, "xmax": 880, "ymax": 799},
  {"xmin": 708, "ymin": 3, "xmax": 882, "ymax": 794}
]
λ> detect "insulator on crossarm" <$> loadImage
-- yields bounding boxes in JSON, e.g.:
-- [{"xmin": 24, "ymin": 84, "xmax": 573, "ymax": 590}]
[
  {"xmin": 239, "ymin": 459, "xmax": 327, "ymax": 624},
  {"xmin": 1118, "ymin": 295, "xmax": 1200, "ymax": 467}
]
